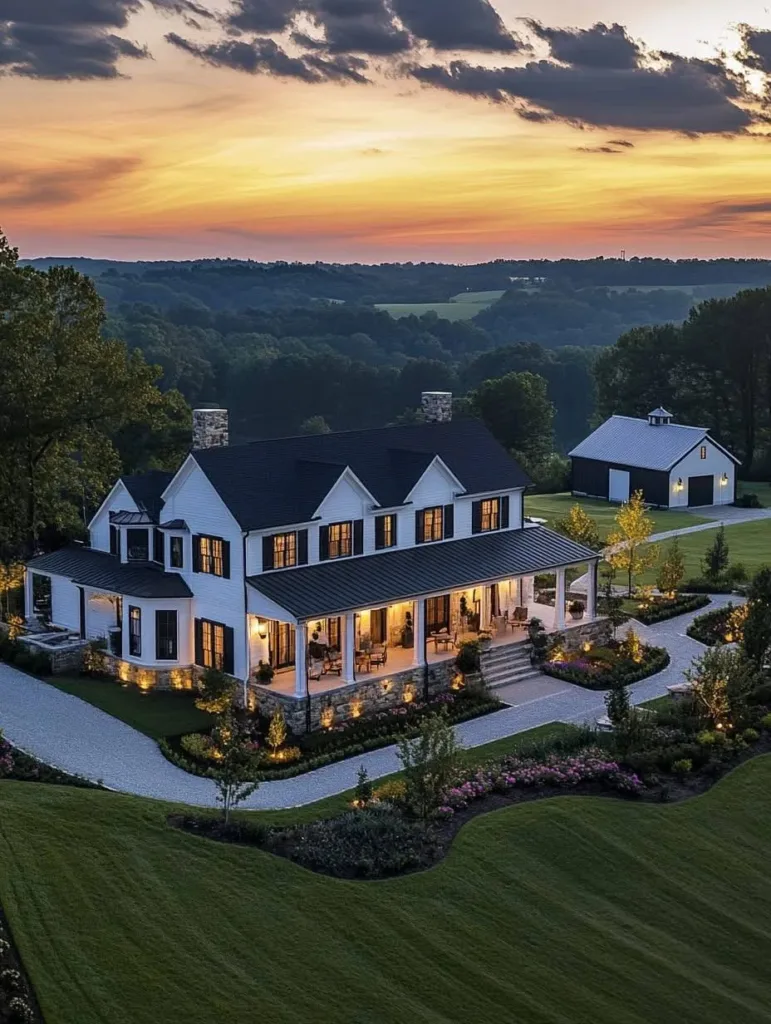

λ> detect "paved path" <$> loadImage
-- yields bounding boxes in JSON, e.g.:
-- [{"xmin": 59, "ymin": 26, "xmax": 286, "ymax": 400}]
[{"xmin": 0, "ymin": 598, "xmax": 736, "ymax": 810}]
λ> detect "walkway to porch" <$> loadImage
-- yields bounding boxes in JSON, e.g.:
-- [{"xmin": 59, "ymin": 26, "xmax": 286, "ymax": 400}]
[{"xmin": 263, "ymin": 601, "xmax": 563, "ymax": 698}]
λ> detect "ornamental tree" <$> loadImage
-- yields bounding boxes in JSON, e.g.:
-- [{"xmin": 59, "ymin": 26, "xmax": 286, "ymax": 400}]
[
  {"xmin": 607, "ymin": 490, "xmax": 658, "ymax": 596},
  {"xmin": 397, "ymin": 711, "xmax": 461, "ymax": 822},
  {"xmin": 742, "ymin": 568, "xmax": 771, "ymax": 668},
  {"xmin": 267, "ymin": 706, "xmax": 288, "ymax": 755},
  {"xmin": 684, "ymin": 648, "xmax": 757, "ymax": 729},
  {"xmin": 702, "ymin": 526, "xmax": 729, "ymax": 585},
  {"xmin": 210, "ymin": 713, "xmax": 260, "ymax": 823},
  {"xmin": 555, "ymin": 503, "xmax": 601, "ymax": 550},
  {"xmin": 656, "ymin": 538, "xmax": 685, "ymax": 598}
]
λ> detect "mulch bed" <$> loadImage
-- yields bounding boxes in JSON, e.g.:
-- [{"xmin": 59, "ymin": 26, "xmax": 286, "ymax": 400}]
[{"xmin": 168, "ymin": 736, "xmax": 771, "ymax": 880}]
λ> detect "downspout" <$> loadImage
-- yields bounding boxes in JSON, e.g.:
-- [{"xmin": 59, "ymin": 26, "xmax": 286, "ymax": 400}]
[{"xmin": 242, "ymin": 532, "xmax": 249, "ymax": 708}]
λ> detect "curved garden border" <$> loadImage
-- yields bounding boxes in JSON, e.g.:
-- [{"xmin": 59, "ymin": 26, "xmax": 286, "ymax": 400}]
[
  {"xmin": 633, "ymin": 593, "xmax": 710, "ymax": 626},
  {"xmin": 541, "ymin": 645, "xmax": 670, "ymax": 691}
]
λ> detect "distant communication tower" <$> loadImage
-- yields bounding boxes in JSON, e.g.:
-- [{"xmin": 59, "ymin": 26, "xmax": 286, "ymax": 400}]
[{"xmin": 620, "ymin": 249, "xmax": 626, "ymax": 262}]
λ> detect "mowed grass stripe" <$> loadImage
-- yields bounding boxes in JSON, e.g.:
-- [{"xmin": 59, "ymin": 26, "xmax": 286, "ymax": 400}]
[{"xmin": 1, "ymin": 759, "xmax": 771, "ymax": 1023}]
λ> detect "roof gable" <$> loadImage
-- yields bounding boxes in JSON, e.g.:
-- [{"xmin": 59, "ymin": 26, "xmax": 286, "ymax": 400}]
[
  {"xmin": 404, "ymin": 455, "xmax": 465, "ymax": 503},
  {"xmin": 193, "ymin": 418, "xmax": 529, "ymax": 532},
  {"xmin": 569, "ymin": 415, "xmax": 739, "ymax": 472}
]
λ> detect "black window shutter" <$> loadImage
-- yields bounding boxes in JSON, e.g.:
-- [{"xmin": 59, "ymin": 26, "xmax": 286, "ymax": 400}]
[
  {"xmin": 319, "ymin": 525, "xmax": 330, "ymax": 561},
  {"xmin": 472, "ymin": 501, "xmax": 482, "ymax": 534},
  {"xmin": 391, "ymin": 515, "xmax": 398, "ymax": 546},
  {"xmin": 223, "ymin": 626, "xmax": 235, "ymax": 675},
  {"xmin": 262, "ymin": 536, "xmax": 274, "ymax": 571},
  {"xmin": 194, "ymin": 619, "xmax": 203, "ymax": 666},
  {"xmin": 192, "ymin": 535, "xmax": 201, "ymax": 573},
  {"xmin": 353, "ymin": 519, "xmax": 364, "ymax": 555},
  {"xmin": 374, "ymin": 516, "xmax": 384, "ymax": 550},
  {"xmin": 443, "ymin": 504, "xmax": 454, "ymax": 540},
  {"xmin": 501, "ymin": 495, "xmax": 510, "ymax": 529},
  {"xmin": 415, "ymin": 510, "xmax": 423, "ymax": 544},
  {"xmin": 222, "ymin": 540, "xmax": 231, "ymax": 579},
  {"xmin": 297, "ymin": 529, "xmax": 308, "ymax": 565}
]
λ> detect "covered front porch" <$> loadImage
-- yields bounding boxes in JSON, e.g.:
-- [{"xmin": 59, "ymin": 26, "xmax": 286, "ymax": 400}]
[{"xmin": 248, "ymin": 564, "xmax": 598, "ymax": 698}]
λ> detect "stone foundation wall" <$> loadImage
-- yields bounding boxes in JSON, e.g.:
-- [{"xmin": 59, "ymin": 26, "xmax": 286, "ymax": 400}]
[
  {"xmin": 554, "ymin": 617, "xmax": 612, "ymax": 651},
  {"xmin": 251, "ymin": 658, "xmax": 463, "ymax": 734},
  {"xmin": 100, "ymin": 654, "xmax": 195, "ymax": 691}
]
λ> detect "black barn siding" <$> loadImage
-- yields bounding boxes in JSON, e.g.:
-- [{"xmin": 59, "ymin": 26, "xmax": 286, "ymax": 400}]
[{"xmin": 571, "ymin": 458, "xmax": 670, "ymax": 507}]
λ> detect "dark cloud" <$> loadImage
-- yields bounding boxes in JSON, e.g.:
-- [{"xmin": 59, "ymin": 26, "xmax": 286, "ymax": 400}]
[
  {"xmin": 389, "ymin": 0, "xmax": 520, "ymax": 53},
  {"xmin": 227, "ymin": 0, "xmax": 299, "ymax": 34},
  {"xmin": 411, "ymin": 53, "xmax": 756, "ymax": 134},
  {"xmin": 575, "ymin": 144, "xmax": 624, "ymax": 154},
  {"xmin": 526, "ymin": 21, "xmax": 641, "ymax": 70},
  {"xmin": 607, "ymin": 138, "xmax": 634, "ymax": 147},
  {"xmin": 0, "ymin": 0, "xmax": 209, "ymax": 78},
  {"xmin": 0, "ymin": 155, "xmax": 142, "ymax": 206},
  {"xmin": 297, "ymin": 0, "xmax": 411, "ymax": 56},
  {"xmin": 166, "ymin": 31, "xmax": 370, "ymax": 82},
  {"xmin": 737, "ymin": 24, "xmax": 771, "ymax": 75}
]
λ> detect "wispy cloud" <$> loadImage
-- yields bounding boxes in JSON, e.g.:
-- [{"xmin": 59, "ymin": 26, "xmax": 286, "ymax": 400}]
[{"xmin": 0, "ymin": 156, "xmax": 142, "ymax": 208}]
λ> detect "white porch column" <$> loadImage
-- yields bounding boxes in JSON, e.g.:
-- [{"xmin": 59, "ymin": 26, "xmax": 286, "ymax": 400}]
[
  {"xmin": 481, "ymin": 586, "xmax": 492, "ymax": 630},
  {"xmin": 24, "ymin": 570, "xmax": 34, "ymax": 622},
  {"xmin": 342, "ymin": 611, "xmax": 355, "ymax": 683},
  {"xmin": 521, "ymin": 576, "xmax": 534, "ymax": 606},
  {"xmin": 555, "ymin": 568, "xmax": 566, "ymax": 630},
  {"xmin": 412, "ymin": 599, "xmax": 426, "ymax": 667},
  {"xmin": 587, "ymin": 561, "xmax": 598, "ymax": 620},
  {"xmin": 294, "ymin": 621, "xmax": 307, "ymax": 698}
]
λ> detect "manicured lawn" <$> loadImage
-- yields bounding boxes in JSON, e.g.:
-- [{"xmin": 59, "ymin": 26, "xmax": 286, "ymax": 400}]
[
  {"xmin": 2, "ymin": 757, "xmax": 771, "ymax": 1023},
  {"xmin": 525, "ymin": 492, "xmax": 707, "ymax": 541},
  {"xmin": 638, "ymin": 519, "xmax": 771, "ymax": 584},
  {"xmin": 42, "ymin": 675, "xmax": 213, "ymax": 740},
  {"xmin": 737, "ymin": 480, "xmax": 771, "ymax": 507}
]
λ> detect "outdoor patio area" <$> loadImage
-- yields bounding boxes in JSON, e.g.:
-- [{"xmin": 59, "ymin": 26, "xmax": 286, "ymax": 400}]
[{"xmin": 262, "ymin": 601, "xmax": 565, "ymax": 697}]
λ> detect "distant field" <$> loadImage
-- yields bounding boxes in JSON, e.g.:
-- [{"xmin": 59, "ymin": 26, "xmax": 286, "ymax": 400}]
[
  {"xmin": 605, "ymin": 283, "xmax": 765, "ymax": 298},
  {"xmin": 376, "ymin": 290, "xmax": 504, "ymax": 321}
]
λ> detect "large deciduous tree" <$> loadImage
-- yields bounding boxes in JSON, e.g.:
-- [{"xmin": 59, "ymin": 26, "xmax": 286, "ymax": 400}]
[
  {"xmin": 458, "ymin": 371, "xmax": 554, "ymax": 471},
  {"xmin": 0, "ymin": 229, "xmax": 189, "ymax": 560}
]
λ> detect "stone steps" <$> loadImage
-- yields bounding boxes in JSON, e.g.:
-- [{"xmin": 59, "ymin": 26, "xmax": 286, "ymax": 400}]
[{"xmin": 481, "ymin": 643, "xmax": 543, "ymax": 690}]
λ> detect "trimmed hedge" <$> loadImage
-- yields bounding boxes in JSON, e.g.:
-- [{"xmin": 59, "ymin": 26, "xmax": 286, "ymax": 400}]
[
  {"xmin": 543, "ymin": 645, "xmax": 670, "ymax": 691},
  {"xmin": 633, "ymin": 593, "xmax": 710, "ymax": 625},
  {"xmin": 160, "ymin": 690, "xmax": 503, "ymax": 781},
  {"xmin": 686, "ymin": 605, "xmax": 735, "ymax": 647}
]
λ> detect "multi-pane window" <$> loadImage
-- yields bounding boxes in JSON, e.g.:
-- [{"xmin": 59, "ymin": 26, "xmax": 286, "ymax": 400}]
[
  {"xmin": 700, "ymin": 446, "xmax": 707, "ymax": 460},
  {"xmin": 422, "ymin": 507, "xmax": 443, "ymax": 543},
  {"xmin": 201, "ymin": 620, "xmax": 225, "ymax": 670},
  {"xmin": 129, "ymin": 606, "xmax": 141, "ymax": 656},
  {"xmin": 480, "ymin": 498, "xmax": 500, "ymax": 532},
  {"xmin": 199, "ymin": 536, "xmax": 224, "ymax": 577},
  {"xmin": 328, "ymin": 521, "xmax": 352, "ymax": 559},
  {"xmin": 126, "ymin": 529, "xmax": 149, "ymax": 561},
  {"xmin": 273, "ymin": 532, "xmax": 297, "ymax": 569},
  {"xmin": 170, "ymin": 536, "xmax": 184, "ymax": 569},
  {"xmin": 376, "ymin": 514, "xmax": 397, "ymax": 550},
  {"xmin": 155, "ymin": 610, "xmax": 178, "ymax": 661}
]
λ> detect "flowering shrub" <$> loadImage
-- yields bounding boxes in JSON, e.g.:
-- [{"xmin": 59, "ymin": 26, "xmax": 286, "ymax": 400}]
[
  {"xmin": 438, "ymin": 748, "xmax": 643, "ymax": 816},
  {"xmin": 543, "ymin": 642, "xmax": 669, "ymax": 690}
]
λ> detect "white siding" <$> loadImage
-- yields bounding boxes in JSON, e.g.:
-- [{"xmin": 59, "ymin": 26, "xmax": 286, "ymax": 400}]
[
  {"xmin": 121, "ymin": 597, "xmax": 193, "ymax": 668},
  {"xmin": 50, "ymin": 576, "xmax": 80, "ymax": 631},
  {"xmin": 89, "ymin": 482, "xmax": 139, "ymax": 552},
  {"xmin": 86, "ymin": 593, "xmax": 118, "ymax": 640},
  {"xmin": 162, "ymin": 463, "xmax": 247, "ymax": 677},
  {"xmin": 669, "ymin": 441, "xmax": 735, "ymax": 508}
]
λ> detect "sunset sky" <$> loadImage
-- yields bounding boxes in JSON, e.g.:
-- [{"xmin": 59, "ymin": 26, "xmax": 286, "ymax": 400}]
[{"xmin": 3, "ymin": 0, "xmax": 771, "ymax": 262}]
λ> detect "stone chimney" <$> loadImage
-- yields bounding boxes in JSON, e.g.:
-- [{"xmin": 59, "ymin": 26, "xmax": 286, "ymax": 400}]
[
  {"xmin": 421, "ymin": 391, "xmax": 453, "ymax": 423},
  {"xmin": 192, "ymin": 406, "xmax": 229, "ymax": 450}
]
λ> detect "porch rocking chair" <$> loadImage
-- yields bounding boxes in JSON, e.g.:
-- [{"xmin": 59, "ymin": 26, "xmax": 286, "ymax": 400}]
[{"xmin": 370, "ymin": 643, "xmax": 388, "ymax": 668}]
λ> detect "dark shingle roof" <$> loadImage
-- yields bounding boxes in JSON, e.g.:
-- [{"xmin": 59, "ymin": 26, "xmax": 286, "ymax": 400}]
[
  {"xmin": 121, "ymin": 470, "xmax": 174, "ymax": 521},
  {"xmin": 195, "ymin": 418, "xmax": 530, "ymax": 531},
  {"xmin": 27, "ymin": 547, "xmax": 193, "ymax": 599},
  {"xmin": 247, "ymin": 527, "xmax": 597, "ymax": 619}
]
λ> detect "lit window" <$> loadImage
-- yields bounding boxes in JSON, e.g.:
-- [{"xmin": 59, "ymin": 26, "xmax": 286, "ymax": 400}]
[
  {"xmin": 201, "ymin": 620, "xmax": 225, "ymax": 670},
  {"xmin": 376, "ymin": 514, "xmax": 397, "ymax": 550},
  {"xmin": 700, "ymin": 446, "xmax": 707, "ymax": 460},
  {"xmin": 199, "ymin": 536, "xmax": 224, "ymax": 576},
  {"xmin": 273, "ymin": 532, "xmax": 297, "ymax": 569},
  {"xmin": 328, "ymin": 522, "xmax": 352, "ymax": 559},
  {"xmin": 480, "ymin": 498, "xmax": 501, "ymax": 532},
  {"xmin": 422, "ymin": 507, "xmax": 443, "ymax": 542}
]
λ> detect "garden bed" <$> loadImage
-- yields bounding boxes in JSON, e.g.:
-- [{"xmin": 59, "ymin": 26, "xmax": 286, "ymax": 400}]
[
  {"xmin": 541, "ymin": 640, "xmax": 670, "ymax": 690},
  {"xmin": 160, "ymin": 689, "xmax": 504, "ymax": 781},
  {"xmin": 170, "ymin": 732, "xmax": 771, "ymax": 880},
  {"xmin": 631, "ymin": 593, "xmax": 710, "ymax": 625},
  {"xmin": 0, "ymin": 906, "xmax": 41, "ymax": 1024},
  {"xmin": 686, "ymin": 604, "xmax": 745, "ymax": 647}
]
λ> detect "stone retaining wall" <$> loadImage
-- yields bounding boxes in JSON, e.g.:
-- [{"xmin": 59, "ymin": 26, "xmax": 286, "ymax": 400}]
[
  {"xmin": 100, "ymin": 654, "xmax": 195, "ymax": 691},
  {"xmin": 556, "ymin": 617, "xmax": 612, "ymax": 651}
]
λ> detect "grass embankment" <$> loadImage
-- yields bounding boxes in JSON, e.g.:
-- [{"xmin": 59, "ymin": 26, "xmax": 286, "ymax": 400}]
[
  {"xmin": 1, "ymin": 756, "xmax": 771, "ymax": 1024},
  {"xmin": 41, "ymin": 675, "xmax": 213, "ymax": 739},
  {"xmin": 637, "ymin": 520, "xmax": 771, "ymax": 585},
  {"xmin": 524, "ymin": 492, "xmax": 707, "ymax": 540}
]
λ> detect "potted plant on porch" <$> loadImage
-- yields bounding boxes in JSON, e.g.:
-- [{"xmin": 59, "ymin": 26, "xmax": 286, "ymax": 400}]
[
  {"xmin": 256, "ymin": 660, "xmax": 275, "ymax": 685},
  {"xmin": 568, "ymin": 600, "xmax": 585, "ymax": 621}
]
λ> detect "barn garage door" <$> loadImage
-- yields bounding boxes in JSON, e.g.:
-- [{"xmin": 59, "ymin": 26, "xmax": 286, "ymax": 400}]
[
  {"xmin": 608, "ymin": 469, "xmax": 630, "ymax": 503},
  {"xmin": 688, "ymin": 475, "xmax": 714, "ymax": 507}
]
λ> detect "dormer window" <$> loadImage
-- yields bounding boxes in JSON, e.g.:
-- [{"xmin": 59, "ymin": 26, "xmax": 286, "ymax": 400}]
[{"xmin": 126, "ymin": 529, "xmax": 149, "ymax": 561}]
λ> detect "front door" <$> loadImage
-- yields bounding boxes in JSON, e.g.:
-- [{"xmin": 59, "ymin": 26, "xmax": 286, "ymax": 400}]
[
  {"xmin": 426, "ymin": 595, "xmax": 450, "ymax": 634},
  {"xmin": 271, "ymin": 622, "xmax": 296, "ymax": 669},
  {"xmin": 608, "ymin": 468, "xmax": 630, "ymax": 503},
  {"xmin": 370, "ymin": 608, "xmax": 387, "ymax": 644}
]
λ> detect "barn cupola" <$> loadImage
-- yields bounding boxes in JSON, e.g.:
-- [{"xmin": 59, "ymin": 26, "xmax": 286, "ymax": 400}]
[{"xmin": 647, "ymin": 407, "xmax": 673, "ymax": 426}]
